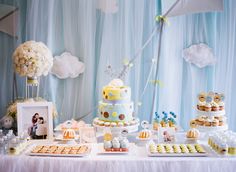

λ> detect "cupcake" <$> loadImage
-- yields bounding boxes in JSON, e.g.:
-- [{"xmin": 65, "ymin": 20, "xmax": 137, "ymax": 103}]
[
  {"xmin": 196, "ymin": 118, "xmax": 204, "ymax": 126},
  {"xmin": 120, "ymin": 138, "xmax": 129, "ymax": 151},
  {"xmin": 112, "ymin": 138, "xmax": 121, "ymax": 151},
  {"xmin": 212, "ymin": 119, "xmax": 219, "ymax": 126},
  {"xmin": 219, "ymin": 119, "xmax": 224, "ymax": 126},
  {"xmin": 197, "ymin": 101, "xmax": 206, "ymax": 111},
  {"xmin": 204, "ymin": 103, "xmax": 212, "ymax": 112},
  {"xmin": 190, "ymin": 119, "xmax": 197, "ymax": 128},
  {"xmin": 219, "ymin": 101, "xmax": 225, "ymax": 111},
  {"xmin": 211, "ymin": 102, "xmax": 219, "ymax": 111},
  {"xmin": 104, "ymin": 141, "xmax": 112, "ymax": 151},
  {"xmin": 197, "ymin": 93, "xmax": 207, "ymax": 111},
  {"xmin": 204, "ymin": 119, "xmax": 212, "ymax": 127}
]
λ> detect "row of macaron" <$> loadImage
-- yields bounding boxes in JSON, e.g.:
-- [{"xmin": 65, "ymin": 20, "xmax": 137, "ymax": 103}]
[{"xmin": 149, "ymin": 142, "xmax": 205, "ymax": 154}]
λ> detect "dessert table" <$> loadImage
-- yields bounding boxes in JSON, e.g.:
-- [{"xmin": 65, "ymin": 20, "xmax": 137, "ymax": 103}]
[{"xmin": 1, "ymin": 136, "xmax": 236, "ymax": 172}]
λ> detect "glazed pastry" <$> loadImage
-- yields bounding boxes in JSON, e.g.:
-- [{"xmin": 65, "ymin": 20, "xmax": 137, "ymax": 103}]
[
  {"xmin": 139, "ymin": 130, "xmax": 151, "ymax": 139},
  {"xmin": 63, "ymin": 129, "xmax": 75, "ymax": 139},
  {"xmin": 186, "ymin": 128, "xmax": 200, "ymax": 139}
]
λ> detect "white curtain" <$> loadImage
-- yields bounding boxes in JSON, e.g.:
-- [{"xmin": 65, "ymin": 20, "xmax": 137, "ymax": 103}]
[{"xmin": 1, "ymin": 0, "xmax": 236, "ymax": 131}]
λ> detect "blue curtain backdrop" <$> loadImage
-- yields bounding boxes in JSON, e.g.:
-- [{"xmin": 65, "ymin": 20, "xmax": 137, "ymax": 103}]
[{"xmin": 0, "ymin": 0, "xmax": 236, "ymax": 131}]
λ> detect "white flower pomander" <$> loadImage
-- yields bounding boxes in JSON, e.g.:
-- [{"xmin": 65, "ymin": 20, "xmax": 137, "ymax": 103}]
[
  {"xmin": 12, "ymin": 41, "xmax": 53, "ymax": 77},
  {"xmin": 108, "ymin": 79, "xmax": 124, "ymax": 87}
]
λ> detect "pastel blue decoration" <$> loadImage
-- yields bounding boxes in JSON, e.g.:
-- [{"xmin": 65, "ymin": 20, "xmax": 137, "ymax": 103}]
[
  {"xmin": 206, "ymin": 96, "xmax": 213, "ymax": 103},
  {"xmin": 220, "ymin": 94, "xmax": 225, "ymax": 101}
]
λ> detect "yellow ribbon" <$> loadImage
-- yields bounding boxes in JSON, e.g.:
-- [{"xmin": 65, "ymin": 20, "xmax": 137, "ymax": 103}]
[
  {"xmin": 150, "ymin": 80, "xmax": 164, "ymax": 87},
  {"xmin": 155, "ymin": 15, "xmax": 170, "ymax": 25}
]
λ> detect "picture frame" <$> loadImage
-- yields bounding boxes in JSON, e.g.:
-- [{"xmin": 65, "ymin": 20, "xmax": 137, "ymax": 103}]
[
  {"xmin": 17, "ymin": 102, "xmax": 53, "ymax": 139},
  {"xmin": 157, "ymin": 127, "xmax": 176, "ymax": 143},
  {"xmin": 79, "ymin": 127, "xmax": 97, "ymax": 143}
]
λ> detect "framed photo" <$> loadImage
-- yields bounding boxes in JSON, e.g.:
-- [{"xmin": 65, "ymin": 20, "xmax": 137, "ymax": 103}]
[
  {"xmin": 158, "ymin": 127, "xmax": 176, "ymax": 143},
  {"xmin": 17, "ymin": 102, "xmax": 53, "ymax": 139},
  {"xmin": 79, "ymin": 127, "xmax": 97, "ymax": 143}
]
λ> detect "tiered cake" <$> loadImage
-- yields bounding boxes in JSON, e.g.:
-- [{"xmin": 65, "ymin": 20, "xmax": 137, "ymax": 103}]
[
  {"xmin": 93, "ymin": 79, "xmax": 139, "ymax": 131},
  {"xmin": 190, "ymin": 92, "xmax": 228, "ymax": 132}
]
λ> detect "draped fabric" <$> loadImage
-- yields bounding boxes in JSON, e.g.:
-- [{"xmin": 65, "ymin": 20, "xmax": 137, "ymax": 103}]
[{"xmin": 0, "ymin": 0, "xmax": 236, "ymax": 131}]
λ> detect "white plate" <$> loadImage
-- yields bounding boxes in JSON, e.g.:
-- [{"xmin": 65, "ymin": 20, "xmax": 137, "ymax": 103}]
[
  {"xmin": 136, "ymin": 136, "xmax": 151, "ymax": 141},
  {"xmin": 27, "ymin": 144, "xmax": 91, "ymax": 157},
  {"xmin": 196, "ymin": 109, "xmax": 225, "ymax": 117},
  {"xmin": 197, "ymin": 124, "xmax": 228, "ymax": 132},
  {"xmin": 54, "ymin": 136, "xmax": 80, "ymax": 141},
  {"xmin": 97, "ymin": 145, "xmax": 129, "ymax": 155}
]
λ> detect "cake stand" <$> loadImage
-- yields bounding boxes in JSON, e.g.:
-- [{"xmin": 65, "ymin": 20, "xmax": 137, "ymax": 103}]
[{"xmin": 93, "ymin": 122, "xmax": 139, "ymax": 137}]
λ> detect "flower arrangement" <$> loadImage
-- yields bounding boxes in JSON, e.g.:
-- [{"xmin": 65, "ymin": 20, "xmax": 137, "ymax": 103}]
[{"xmin": 12, "ymin": 41, "xmax": 53, "ymax": 77}]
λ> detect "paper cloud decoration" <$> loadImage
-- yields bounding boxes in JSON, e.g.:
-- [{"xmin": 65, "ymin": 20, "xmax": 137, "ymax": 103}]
[
  {"xmin": 183, "ymin": 43, "xmax": 216, "ymax": 68},
  {"xmin": 97, "ymin": 0, "xmax": 118, "ymax": 13},
  {"xmin": 51, "ymin": 52, "xmax": 85, "ymax": 79}
]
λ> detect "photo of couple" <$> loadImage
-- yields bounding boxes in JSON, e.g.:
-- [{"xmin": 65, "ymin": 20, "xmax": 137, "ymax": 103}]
[{"xmin": 28, "ymin": 113, "xmax": 47, "ymax": 139}]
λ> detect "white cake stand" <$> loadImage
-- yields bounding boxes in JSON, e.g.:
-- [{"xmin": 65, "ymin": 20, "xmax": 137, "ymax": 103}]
[{"xmin": 93, "ymin": 122, "xmax": 139, "ymax": 137}]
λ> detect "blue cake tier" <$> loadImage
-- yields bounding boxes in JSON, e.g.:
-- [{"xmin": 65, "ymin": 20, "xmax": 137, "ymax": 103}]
[{"xmin": 98, "ymin": 101, "xmax": 134, "ymax": 122}]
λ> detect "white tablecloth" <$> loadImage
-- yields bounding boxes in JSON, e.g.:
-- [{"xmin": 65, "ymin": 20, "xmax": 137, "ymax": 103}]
[{"xmin": 1, "ymin": 140, "xmax": 236, "ymax": 172}]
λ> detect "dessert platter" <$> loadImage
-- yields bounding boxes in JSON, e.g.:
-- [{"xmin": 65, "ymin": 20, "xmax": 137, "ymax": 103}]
[
  {"xmin": 93, "ymin": 79, "xmax": 139, "ymax": 134},
  {"xmin": 97, "ymin": 128, "xmax": 130, "ymax": 154},
  {"xmin": 190, "ymin": 92, "xmax": 228, "ymax": 132},
  {"xmin": 147, "ymin": 141, "xmax": 208, "ymax": 157},
  {"xmin": 208, "ymin": 130, "xmax": 236, "ymax": 156},
  {"xmin": 28, "ymin": 144, "xmax": 91, "ymax": 157}
]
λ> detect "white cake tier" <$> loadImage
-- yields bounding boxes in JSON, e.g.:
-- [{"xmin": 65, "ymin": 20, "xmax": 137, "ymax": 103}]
[
  {"xmin": 196, "ymin": 109, "xmax": 226, "ymax": 117},
  {"xmin": 196, "ymin": 124, "xmax": 228, "ymax": 132}
]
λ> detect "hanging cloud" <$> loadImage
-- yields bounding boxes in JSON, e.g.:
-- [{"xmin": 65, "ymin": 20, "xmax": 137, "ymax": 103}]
[
  {"xmin": 97, "ymin": 0, "xmax": 118, "ymax": 13},
  {"xmin": 183, "ymin": 43, "xmax": 216, "ymax": 68},
  {"xmin": 51, "ymin": 52, "xmax": 85, "ymax": 79}
]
